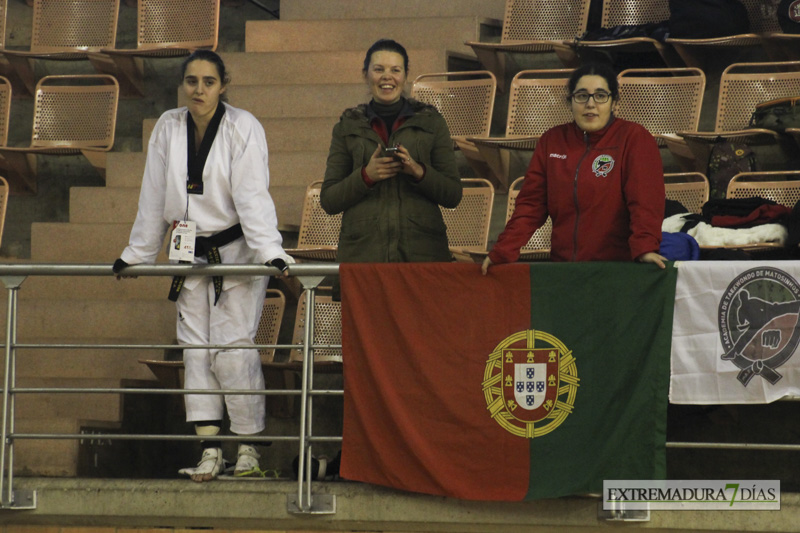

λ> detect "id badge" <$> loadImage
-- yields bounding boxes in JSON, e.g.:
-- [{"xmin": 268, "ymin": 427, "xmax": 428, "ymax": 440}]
[{"xmin": 169, "ymin": 220, "xmax": 196, "ymax": 261}]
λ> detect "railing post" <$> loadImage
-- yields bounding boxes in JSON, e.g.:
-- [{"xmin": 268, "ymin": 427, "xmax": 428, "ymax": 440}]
[
  {"xmin": 287, "ymin": 272, "xmax": 334, "ymax": 515},
  {"xmin": 0, "ymin": 276, "xmax": 35, "ymax": 509}
]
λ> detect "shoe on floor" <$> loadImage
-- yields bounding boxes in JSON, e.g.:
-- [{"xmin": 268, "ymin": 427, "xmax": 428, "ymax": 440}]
[
  {"xmin": 234, "ymin": 444, "xmax": 263, "ymax": 477},
  {"xmin": 178, "ymin": 447, "xmax": 224, "ymax": 483}
]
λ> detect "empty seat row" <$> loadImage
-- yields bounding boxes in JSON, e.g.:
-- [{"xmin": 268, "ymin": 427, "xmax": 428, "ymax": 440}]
[
  {"xmin": 0, "ymin": 74, "xmax": 118, "ymax": 194},
  {"xmin": 467, "ymin": 0, "xmax": 800, "ymax": 88},
  {"xmin": 411, "ymin": 62, "xmax": 800, "ymax": 191},
  {"xmin": 0, "ymin": 0, "xmax": 219, "ymax": 97},
  {"xmin": 286, "ymin": 173, "xmax": 718, "ymax": 263}
]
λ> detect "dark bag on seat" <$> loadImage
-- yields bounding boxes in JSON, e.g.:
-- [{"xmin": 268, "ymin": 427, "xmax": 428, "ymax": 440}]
[
  {"xmin": 749, "ymin": 96, "xmax": 800, "ymax": 133},
  {"xmin": 706, "ymin": 141, "xmax": 757, "ymax": 199},
  {"xmin": 778, "ymin": 0, "xmax": 800, "ymax": 33},
  {"xmin": 668, "ymin": 0, "xmax": 750, "ymax": 38}
]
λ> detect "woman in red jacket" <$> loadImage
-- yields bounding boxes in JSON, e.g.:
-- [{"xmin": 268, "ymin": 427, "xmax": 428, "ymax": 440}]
[{"xmin": 482, "ymin": 62, "xmax": 667, "ymax": 274}]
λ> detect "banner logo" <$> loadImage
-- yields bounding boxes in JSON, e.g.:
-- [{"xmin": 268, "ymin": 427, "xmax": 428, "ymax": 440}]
[
  {"xmin": 592, "ymin": 154, "xmax": 615, "ymax": 177},
  {"xmin": 482, "ymin": 330, "xmax": 579, "ymax": 438},
  {"xmin": 718, "ymin": 267, "xmax": 800, "ymax": 386},
  {"xmin": 604, "ymin": 480, "xmax": 780, "ymax": 511}
]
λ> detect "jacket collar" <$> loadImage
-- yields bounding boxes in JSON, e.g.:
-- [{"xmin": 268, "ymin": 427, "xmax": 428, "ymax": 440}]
[{"xmin": 571, "ymin": 114, "xmax": 617, "ymax": 143}]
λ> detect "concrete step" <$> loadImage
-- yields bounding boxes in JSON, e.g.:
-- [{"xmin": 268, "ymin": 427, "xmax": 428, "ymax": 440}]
[
  {"xmin": 13, "ymin": 418, "xmax": 86, "ymax": 476},
  {"xmin": 106, "ymin": 151, "xmax": 146, "ymax": 188},
  {"xmin": 280, "ymin": 0, "xmax": 505, "ymax": 20},
  {"xmin": 0, "ymin": 290, "xmax": 175, "ymax": 340},
  {"xmin": 225, "ymin": 84, "xmax": 364, "ymax": 118},
  {"xmin": 14, "ymin": 378, "xmax": 122, "ymax": 422},
  {"xmin": 18, "ymin": 273, "xmax": 171, "ymax": 301},
  {"xmin": 72, "ymin": 148, "xmax": 322, "ymax": 219},
  {"xmin": 143, "ymin": 116, "xmax": 338, "ymax": 153},
  {"xmin": 220, "ymin": 49, "xmax": 449, "ymax": 85},
  {"xmin": 31, "ymin": 222, "xmax": 144, "ymax": 262},
  {"xmin": 245, "ymin": 17, "xmax": 493, "ymax": 56},
  {"xmin": 70, "ymin": 187, "xmax": 140, "ymax": 224},
  {"xmin": 10, "ymin": 339, "xmax": 165, "ymax": 380}
]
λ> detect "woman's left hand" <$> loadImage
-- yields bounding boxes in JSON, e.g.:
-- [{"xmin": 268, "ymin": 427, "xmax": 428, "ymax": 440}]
[
  {"xmin": 395, "ymin": 144, "xmax": 425, "ymax": 180},
  {"xmin": 637, "ymin": 252, "xmax": 667, "ymax": 269}
]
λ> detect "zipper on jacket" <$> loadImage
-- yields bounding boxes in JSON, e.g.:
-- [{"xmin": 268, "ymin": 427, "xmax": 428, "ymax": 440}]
[{"xmin": 571, "ymin": 131, "xmax": 591, "ymax": 261}]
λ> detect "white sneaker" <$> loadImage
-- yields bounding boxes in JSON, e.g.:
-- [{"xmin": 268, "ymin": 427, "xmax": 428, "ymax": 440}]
[
  {"xmin": 178, "ymin": 447, "xmax": 223, "ymax": 482},
  {"xmin": 234, "ymin": 444, "xmax": 262, "ymax": 477}
]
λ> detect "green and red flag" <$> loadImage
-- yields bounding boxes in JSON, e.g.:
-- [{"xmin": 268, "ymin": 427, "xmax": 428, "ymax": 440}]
[{"xmin": 339, "ymin": 262, "xmax": 677, "ymax": 501}]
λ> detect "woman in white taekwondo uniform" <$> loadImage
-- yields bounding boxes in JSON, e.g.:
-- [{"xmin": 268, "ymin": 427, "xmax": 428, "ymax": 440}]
[{"xmin": 113, "ymin": 50, "xmax": 294, "ymax": 482}]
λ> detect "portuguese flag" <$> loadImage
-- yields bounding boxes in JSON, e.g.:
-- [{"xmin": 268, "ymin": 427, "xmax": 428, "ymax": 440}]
[{"xmin": 339, "ymin": 262, "xmax": 677, "ymax": 501}]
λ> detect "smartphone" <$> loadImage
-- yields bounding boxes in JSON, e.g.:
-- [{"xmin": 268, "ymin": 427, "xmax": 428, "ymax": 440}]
[{"xmin": 383, "ymin": 146, "xmax": 401, "ymax": 160}]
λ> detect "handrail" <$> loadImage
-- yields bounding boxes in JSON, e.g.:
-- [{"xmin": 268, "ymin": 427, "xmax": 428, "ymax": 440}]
[{"xmin": 0, "ymin": 262, "xmax": 340, "ymax": 513}]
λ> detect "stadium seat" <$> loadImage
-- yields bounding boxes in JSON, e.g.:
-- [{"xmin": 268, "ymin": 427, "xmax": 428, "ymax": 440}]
[
  {"xmin": 615, "ymin": 67, "xmax": 705, "ymax": 149},
  {"xmin": 139, "ymin": 288, "xmax": 287, "ymax": 389},
  {"xmin": 0, "ymin": 175, "xmax": 8, "ymax": 248},
  {"xmin": 465, "ymin": 0, "xmax": 591, "ymax": 91},
  {"xmin": 507, "ymin": 176, "xmax": 552, "ymax": 261},
  {"xmin": 1, "ymin": 0, "xmax": 120, "ymax": 96},
  {"xmin": 410, "ymin": 70, "xmax": 496, "ymax": 174},
  {"xmin": 284, "ymin": 181, "xmax": 342, "ymax": 262},
  {"xmin": 288, "ymin": 291, "xmax": 342, "ymax": 369},
  {"xmin": 714, "ymin": 171, "xmax": 800, "ymax": 253},
  {"xmin": 465, "ymin": 69, "xmax": 573, "ymax": 190},
  {"xmin": 441, "ymin": 178, "xmax": 494, "ymax": 259},
  {"xmin": 567, "ymin": 0, "xmax": 681, "ymax": 68},
  {"xmin": 0, "ymin": 74, "xmax": 119, "ymax": 194},
  {"xmin": 88, "ymin": 0, "xmax": 219, "ymax": 96},
  {"xmin": 666, "ymin": 0, "xmax": 786, "ymax": 69},
  {"xmin": 665, "ymin": 172, "xmax": 709, "ymax": 215},
  {"xmin": 666, "ymin": 61, "xmax": 800, "ymax": 172}
]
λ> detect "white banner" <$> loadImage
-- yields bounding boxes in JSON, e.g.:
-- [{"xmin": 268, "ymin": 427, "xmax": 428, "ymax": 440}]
[{"xmin": 670, "ymin": 261, "xmax": 800, "ymax": 404}]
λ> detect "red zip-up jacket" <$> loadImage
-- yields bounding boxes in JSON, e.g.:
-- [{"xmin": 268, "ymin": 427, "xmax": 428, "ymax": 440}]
[{"xmin": 489, "ymin": 117, "xmax": 664, "ymax": 264}]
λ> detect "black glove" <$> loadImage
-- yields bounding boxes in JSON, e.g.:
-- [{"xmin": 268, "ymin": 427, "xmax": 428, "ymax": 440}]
[
  {"xmin": 112, "ymin": 258, "xmax": 129, "ymax": 274},
  {"xmin": 268, "ymin": 258, "xmax": 288, "ymax": 273}
]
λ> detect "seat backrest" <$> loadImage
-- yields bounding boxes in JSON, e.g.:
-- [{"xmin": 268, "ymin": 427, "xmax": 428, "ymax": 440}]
[
  {"xmin": 136, "ymin": 0, "xmax": 219, "ymax": 51},
  {"xmin": 440, "ymin": 178, "xmax": 494, "ymax": 251},
  {"xmin": 411, "ymin": 71, "xmax": 496, "ymax": 138},
  {"xmin": 29, "ymin": 0, "xmax": 119, "ymax": 53},
  {"xmin": 0, "ymin": 176, "xmax": 8, "ymax": 249},
  {"xmin": 290, "ymin": 292, "xmax": 342, "ymax": 364},
  {"xmin": 740, "ymin": 0, "xmax": 782, "ymax": 33},
  {"xmin": 507, "ymin": 176, "xmax": 552, "ymax": 254},
  {"xmin": 616, "ymin": 68, "xmax": 705, "ymax": 144},
  {"xmin": 507, "ymin": 69, "xmax": 573, "ymax": 137},
  {"xmin": 0, "ymin": 76, "xmax": 11, "ymax": 147},
  {"xmin": 0, "ymin": 0, "xmax": 7, "ymax": 49},
  {"xmin": 665, "ymin": 172, "xmax": 709, "ymax": 214},
  {"xmin": 727, "ymin": 171, "xmax": 800, "ymax": 207},
  {"xmin": 716, "ymin": 62, "xmax": 800, "ymax": 132},
  {"xmin": 600, "ymin": 0, "xmax": 670, "ymax": 27},
  {"xmin": 30, "ymin": 75, "xmax": 119, "ymax": 150},
  {"xmin": 500, "ymin": 0, "xmax": 592, "ymax": 44},
  {"xmin": 296, "ymin": 180, "xmax": 342, "ymax": 249},
  {"xmin": 254, "ymin": 288, "xmax": 285, "ymax": 363}
]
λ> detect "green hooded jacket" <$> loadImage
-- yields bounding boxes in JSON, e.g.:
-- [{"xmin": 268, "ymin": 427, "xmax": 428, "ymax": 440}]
[{"xmin": 320, "ymin": 98, "xmax": 462, "ymax": 263}]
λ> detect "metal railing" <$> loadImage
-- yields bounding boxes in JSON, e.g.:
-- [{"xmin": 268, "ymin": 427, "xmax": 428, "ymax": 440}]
[
  {"xmin": 0, "ymin": 262, "xmax": 340, "ymax": 514},
  {"xmin": 1, "ymin": 263, "xmax": 799, "ymax": 517}
]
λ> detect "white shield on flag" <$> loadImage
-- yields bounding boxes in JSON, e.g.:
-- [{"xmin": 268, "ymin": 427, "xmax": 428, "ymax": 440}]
[{"xmin": 514, "ymin": 363, "xmax": 547, "ymax": 410}]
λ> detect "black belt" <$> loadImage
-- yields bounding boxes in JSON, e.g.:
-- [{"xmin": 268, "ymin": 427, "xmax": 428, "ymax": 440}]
[{"xmin": 168, "ymin": 223, "xmax": 244, "ymax": 305}]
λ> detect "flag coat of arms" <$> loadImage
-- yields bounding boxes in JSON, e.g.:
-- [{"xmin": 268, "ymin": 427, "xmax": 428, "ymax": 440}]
[
  {"xmin": 339, "ymin": 262, "xmax": 677, "ymax": 501},
  {"xmin": 671, "ymin": 261, "xmax": 800, "ymax": 404}
]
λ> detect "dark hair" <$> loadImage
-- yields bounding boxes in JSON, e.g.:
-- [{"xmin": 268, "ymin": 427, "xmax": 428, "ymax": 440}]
[
  {"xmin": 567, "ymin": 62, "xmax": 619, "ymax": 101},
  {"xmin": 180, "ymin": 49, "xmax": 231, "ymax": 86},
  {"xmin": 361, "ymin": 39, "xmax": 409, "ymax": 74}
]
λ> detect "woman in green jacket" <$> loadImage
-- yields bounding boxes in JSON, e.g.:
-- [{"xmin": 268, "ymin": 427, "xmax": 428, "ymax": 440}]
[{"xmin": 320, "ymin": 39, "xmax": 462, "ymax": 263}]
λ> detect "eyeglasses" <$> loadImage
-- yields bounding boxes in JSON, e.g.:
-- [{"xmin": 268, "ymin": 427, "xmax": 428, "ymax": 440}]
[{"xmin": 571, "ymin": 91, "xmax": 611, "ymax": 104}]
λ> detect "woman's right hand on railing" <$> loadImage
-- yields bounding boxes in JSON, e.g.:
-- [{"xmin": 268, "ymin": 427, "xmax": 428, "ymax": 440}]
[{"xmin": 112, "ymin": 258, "xmax": 137, "ymax": 280}]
